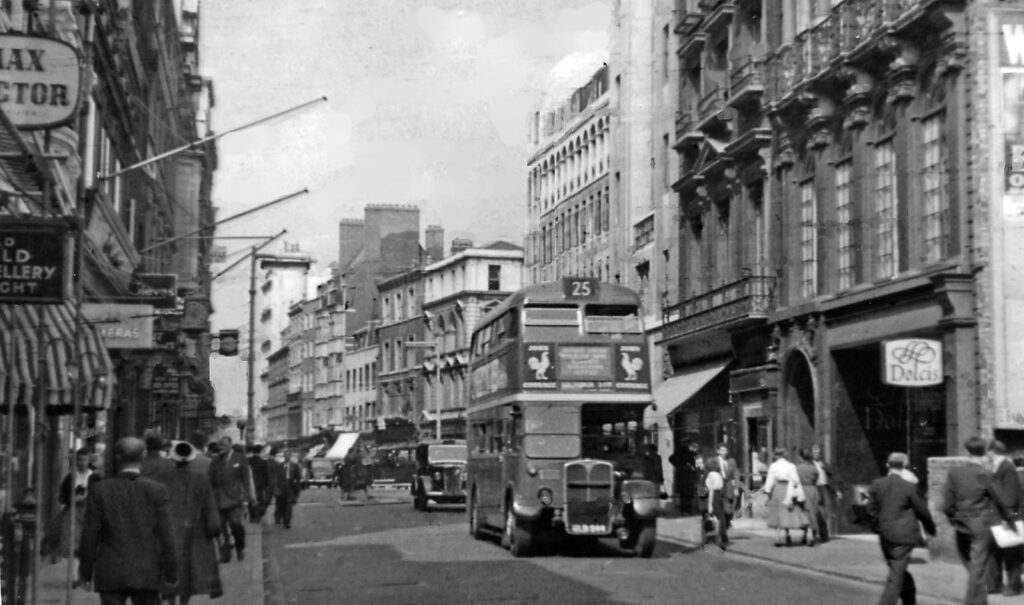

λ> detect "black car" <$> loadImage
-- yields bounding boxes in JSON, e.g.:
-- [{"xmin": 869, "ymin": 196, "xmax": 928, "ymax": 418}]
[{"xmin": 412, "ymin": 439, "xmax": 467, "ymax": 511}]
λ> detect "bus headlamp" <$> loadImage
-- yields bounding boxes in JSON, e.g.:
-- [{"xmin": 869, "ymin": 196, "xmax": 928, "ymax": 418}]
[
  {"xmin": 538, "ymin": 488, "xmax": 553, "ymax": 505},
  {"xmin": 527, "ymin": 465, "xmax": 538, "ymax": 477}
]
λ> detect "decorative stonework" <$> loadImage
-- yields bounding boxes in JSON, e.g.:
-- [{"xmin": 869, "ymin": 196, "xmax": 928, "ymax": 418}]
[{"xmin": 937, "ymin": 31, "xmax": 967, "ymax": 76}]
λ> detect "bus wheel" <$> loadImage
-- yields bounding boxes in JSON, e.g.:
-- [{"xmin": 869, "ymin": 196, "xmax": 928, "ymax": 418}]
[
  {"xmin": 469, "ymin": 490, "xmax": 486, "ymax": 540},
  {"xmin": 504, "ymin": 507, "xmax": 533, "ymax": 557},
  {"xmin": 634, "ymin": 523, "xmax": 656, "ymax": 558}
]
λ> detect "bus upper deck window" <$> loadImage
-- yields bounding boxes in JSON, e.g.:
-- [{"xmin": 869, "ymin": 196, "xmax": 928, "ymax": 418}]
[{"xmin": 584, "ymin": 304, "xmax": 642, "ymax": 334}]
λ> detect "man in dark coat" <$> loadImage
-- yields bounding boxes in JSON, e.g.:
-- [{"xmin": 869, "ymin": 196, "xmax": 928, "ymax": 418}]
[
  {"xmin": 669, "ymin": 440, "xmax": 700, "ymax": 516},
  {"xmin": 207, "ymin": 436, "xmax": 254, "ymax": 563},
  {"xmin": 271, "ymin": 451, "xmax": 304, "ymax": 529},
  {"xmin": 247, "ymin": 444, "xmax": 269, "ymax": 522},
  {"xmin": 79, "ymin": 437, "xmax": 178, "ymax": 605},
  {"xmin": 153, "ymin": 441, "xmax": 223, "ymax": 605},
  {"xmin": 265, "ymin": 448, "xmax": 284, "ymax": 524},
  {"xmin": 944, "ymin": 436, "xmax": 1015, "ymax": 605},
  {"xmin": 987, "ymin": 440, "xmax": 1023, "ymax": 595},
  {"xmin": 140, "ymin": 429, "xmax": 175, "ymax": 477},
  {"xmin": 868, "ymin": 452, "xmax": 936, "ymax": 605}
]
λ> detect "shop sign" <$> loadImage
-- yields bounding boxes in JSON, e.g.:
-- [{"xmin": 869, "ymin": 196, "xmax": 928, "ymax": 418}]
[
  {"xmin": 0, "ymin": 34, "xmax": 81, "ymax": 129},
  {"xmin": 882, "ymin": 339, "xmax": 943, "ymax": 387},
  {"xmin": 0, "ymin": 219, "xmax": 70, "ymax": 303},
  {"xmin": 82, "ymin": 303, "xmax": 154, "ymax": 349},
  {"xmin": 130, "ymin": 273, "xmax": 177, "ymax": 309}
]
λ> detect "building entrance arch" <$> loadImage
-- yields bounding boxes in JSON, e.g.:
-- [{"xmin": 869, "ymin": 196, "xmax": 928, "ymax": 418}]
[{"xmin": 780, "ymin": 350, "xmax": 816, "ymax": 450}]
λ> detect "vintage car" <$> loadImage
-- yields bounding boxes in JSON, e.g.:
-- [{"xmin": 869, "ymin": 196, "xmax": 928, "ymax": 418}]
[
  {"xmin": 306, "ymin": 458, "xmax": 338, "ymax": 488},
  {"xmin": 412, "ymin": 439, "xmax": 467, "ymax": 511}
]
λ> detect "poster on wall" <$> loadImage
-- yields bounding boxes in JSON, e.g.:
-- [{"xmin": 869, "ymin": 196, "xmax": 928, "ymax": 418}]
[{"xmin": 882, "ymin": 339, "xmax": 943, "ymax": 387}]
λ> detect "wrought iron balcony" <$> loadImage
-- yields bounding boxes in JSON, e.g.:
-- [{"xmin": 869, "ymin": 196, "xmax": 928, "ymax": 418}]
[
  {"xmin": 729, "ymin": 55, "xmax": 766, "ymax": 107},
  {"xmin": 661, "ymin": 273, "xmax": 776, "ymax": 341},
  {"xmin": 697, "ymin": 85, "xmax": 730, "ymax": 125},
  {"xmin": 675, "ymin": 110, "xmax": 703, "ymax": 146}
]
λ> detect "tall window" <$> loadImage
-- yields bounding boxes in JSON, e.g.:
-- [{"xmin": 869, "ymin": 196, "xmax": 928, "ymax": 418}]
[
  {"xmin": 922, "ymin": 113, "xmax": 949, "ymax": 263},
  {"xmin": 874, "ymin": 140, "xmax": 898, "ymax": 279},
  {"xmin": 488, "ymin": 265, "xmax": 501, "ymax": 291},
  {"xmin": 835, "ymin": 161, "xmax": 855, "ymax": 290},
  {"xmin": 799, "ymin": 179, "xmax": 817, "ymax": 299}
]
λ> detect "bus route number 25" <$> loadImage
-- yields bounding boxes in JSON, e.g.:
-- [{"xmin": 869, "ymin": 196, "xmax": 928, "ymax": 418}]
[{"xmin": 563, "ymin": 277, "xmax": 599, "ymax": 300}]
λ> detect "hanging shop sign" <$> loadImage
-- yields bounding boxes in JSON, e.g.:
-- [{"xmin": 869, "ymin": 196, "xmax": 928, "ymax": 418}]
[
  {"xmin": 0, "ymin": 34, "xmax": 81, "ymax": 129},
  {"xmin": 81, "ymin": 303, "xmax": 155, "ymax": 349},
  {"xmin": 882, "ymin": 339, "xmax": 943, "ymax": 387},
  {"xmin": 130, "ymin": 273, "xmax": 178, "ymax": 309},
  {"xmin": 0, "ymin": 218, "xmax": 71, "ymax": 303}
]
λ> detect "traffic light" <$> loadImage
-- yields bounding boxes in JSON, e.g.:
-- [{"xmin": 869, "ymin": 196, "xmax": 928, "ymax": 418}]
[{"xmin": 217, "ymin": 329, "xmax": 239, "ymax": 356}]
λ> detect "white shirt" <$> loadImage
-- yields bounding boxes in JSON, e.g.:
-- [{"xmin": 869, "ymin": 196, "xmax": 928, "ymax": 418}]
[
  {"xmin": 763, "ymin": 458, "xmax": 800, "ymax": 494},
  {"xmin": 813, "ymin": 460, "xmax": 827, "ymax": 486}
]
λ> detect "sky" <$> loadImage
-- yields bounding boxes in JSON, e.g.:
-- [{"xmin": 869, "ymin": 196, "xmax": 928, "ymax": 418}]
[{"xmin": 199, "ymin": 0, "xmax": 611, "ymax": 334}]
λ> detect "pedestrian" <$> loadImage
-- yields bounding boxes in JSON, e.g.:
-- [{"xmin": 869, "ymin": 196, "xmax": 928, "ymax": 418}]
[
  {"xmin": 340, "ymin": 448, "xmax": 360, "ymax": 501},
  {"xmin": 141, "ymin": 429, "xmax": 175, "ymax": 477},
  {"xmin": 987, "ymin": 440, "xmax": 1022, "ymax": 596},
  {"xmin": 78, "ymin": 437, "xmax": 178, "ymax": 605},
  {"xmin": 153, "ymin": 441, "xmax": 223, "ymax": 605},
  {"xmin": 272, "ymin": 451, "xmax": 304, "ymax": 529},
  {"xmin": 189, "ymin": 439, "xmax": 212, "ymax": 477},
  {"xmin": 795, "ymin": 447, "xmax": 821, "ymax": 546},
  {"xmin": 810, "ymin": 443, "xmax": 839, "ymax": 542},
  {"xmin": 750, "ymin": 448, "xmax": 768, "ymax": 492},
  {"xmin": 943, "ymin": 436, "xmax": 1015, "ymax": 605},
  {"xmin": 247, "ymin": 444, "xmax": 269, "ymax": 522},
  {"xmin": 359, "ymin": 445, "xmax": 374, "ymax": 499},
  {"xmin": 642, "ymin": 443, "xmax": 665, "ymax": 490},
  {"xmin": 264, "ymin": 447, "xmax": 284, "ymax": 524},
  {"xmin": 207, "ymin": 436, "xmax": 254, "ymax": 563},
  {"xmin": 42, "ymin": 447, "xmax": 99, "ymax": 570},
  {"xmin": 713, "ymin": 444, "xmax": 738, "ymax": 540},
  {"xmin": 701, "ymin": 457, "xmax": 728, "ymax": 548},
  {"xmin": 761, "ymin": 446, "xmax": 809, "ymax": 546},
  {"xmin": 669, "ymin": 440, "xmax": 701, "ymax": 516},
  {"xmin": 866, "ymin": 452, "xmax": 937, "ymax": 605}
]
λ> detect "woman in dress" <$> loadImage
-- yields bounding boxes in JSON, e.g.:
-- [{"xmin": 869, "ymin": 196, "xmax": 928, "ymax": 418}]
[
  {"xmin": 761, "ymin": 447, "xmax": 810, "ymax": 546},
  {"xmin": 795, "ymin": 448, "xmax": 821, "ymax": 546},
  {"xmin": 701, "ymin": 457, "xmax": 728, "ymax": 548}
]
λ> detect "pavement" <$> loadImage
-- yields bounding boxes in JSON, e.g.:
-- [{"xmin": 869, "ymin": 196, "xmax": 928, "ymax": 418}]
[
  {"xmin": 31, "ymin": 487, "xmax": 1024, "ymax": 605},
  {"xmin": 36, "ymin": 519, "xmax": 265, "ymax": 605}
]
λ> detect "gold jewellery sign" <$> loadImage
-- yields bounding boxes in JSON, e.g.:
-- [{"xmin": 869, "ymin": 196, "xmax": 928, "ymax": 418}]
[
  {"xmin": 882, "ymin": 339, "xmax": 943, "ymax": 388},
  {"xmin": 0, "ymin": 34, "xmax": 81, "ymax": 129},
  {"xmin": 0, "ymin": 218, "xmax": 71, "ymax": 303}
]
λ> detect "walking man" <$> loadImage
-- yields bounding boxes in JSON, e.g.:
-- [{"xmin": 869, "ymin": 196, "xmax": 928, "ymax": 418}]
[
  {"xmin": 78, "ymin": 437, "xmax": 178, "ymax": 605},
  {"xmin": 986, "ymin": 440, "xmax": 1022, "ymax": 595},
  {"xmin": 140, "ymin": 429, "xmax": 174, "ymax": 477},
  {"xmin": 867, "ymin": 452, "xmax": 936, "ymax": 605},
  {"xmin": 272, "ymin": 451, "xmax": 304, "ymax": 529},
  {"xmin": 715, "ymin": 444, "xmax": 738, "ymax": 539},
  {"xmin": 811, "ymin": 443, "xmax": 838, "ymax": 542},
  {"xmin": 207, "ymin": 436, "xmax": 254, "ymax": 563},
  {"xmin": 944, "ymin": 436, "xmax": 1014, "ymax": 605}
]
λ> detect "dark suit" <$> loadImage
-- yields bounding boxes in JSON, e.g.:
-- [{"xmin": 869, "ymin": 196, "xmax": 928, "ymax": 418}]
[
  {"xmin": 208, "ymin": 449, "xmax": 254, "ymax": 559},
  {"xmin": 987, "ymin": 457, "xmax": 1023, "ymax": 594},
  {"xmin": 139, "ymin": 451, "xmax": 175, "ymax": 477},
  {"xmin": 271, "ymin": 461, "xmax": 304, "ymax": 528},
  {"xmin": 79, "ymin": 471, "xmax": 177, "ymax": 605},
  {"xmin": 868, "ymin": 473, "xmax": 936, "ymax": 605},
  {"xmin": 944, "ymin": 461, "xmax": 1012, "ymax": 605}
]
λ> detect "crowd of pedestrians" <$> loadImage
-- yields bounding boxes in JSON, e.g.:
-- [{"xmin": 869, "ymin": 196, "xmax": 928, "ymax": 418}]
[{"xmin": 40, "ymin": 429, "xmax": 306, "ymax": 605}]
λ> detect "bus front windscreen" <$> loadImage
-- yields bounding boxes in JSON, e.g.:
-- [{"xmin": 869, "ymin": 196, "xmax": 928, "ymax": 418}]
[{"xmin": 523, "ymin": 404, "xmax": 580, "ymax": 459}]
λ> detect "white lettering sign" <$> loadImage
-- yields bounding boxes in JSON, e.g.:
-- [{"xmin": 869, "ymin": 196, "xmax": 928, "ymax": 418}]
[{"xmin": 882, "ymin": 339, "xmax": 943, "ymax": 387}]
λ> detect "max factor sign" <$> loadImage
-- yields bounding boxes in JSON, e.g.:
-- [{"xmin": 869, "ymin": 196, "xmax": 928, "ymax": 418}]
[
  {"xmin": 0, "ymin": 34, "xmax": 81, "ymax": 129},
  {"xmin": 882, "ymin": 339, "xmax": 943, "ymax": 387},
  {"xmin": 0, "ymin": 221, "xmax": 69, "ymax": 303}
]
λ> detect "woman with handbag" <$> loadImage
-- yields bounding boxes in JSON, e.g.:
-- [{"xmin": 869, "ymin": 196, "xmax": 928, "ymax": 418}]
[
  {"xmin": 762, "ymin": 447, "xmax": 810, "ymax": 546},
  {"xmin": 795, "ymin": 448, "xmax": 821, "ymax": 546}
]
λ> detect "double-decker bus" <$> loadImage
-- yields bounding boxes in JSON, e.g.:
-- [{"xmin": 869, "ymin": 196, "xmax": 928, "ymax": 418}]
[{"xmin": 465, "ymin": 278, "xmax": 658, "ymax": 557}]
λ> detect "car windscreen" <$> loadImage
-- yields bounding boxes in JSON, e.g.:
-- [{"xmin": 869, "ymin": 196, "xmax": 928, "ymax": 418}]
[{"xmin": 523, "ymin": 404, "xmax": 580, "ymax": 459}]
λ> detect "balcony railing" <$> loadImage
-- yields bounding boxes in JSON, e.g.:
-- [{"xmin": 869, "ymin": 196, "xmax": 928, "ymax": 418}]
[
  {"xmin": 729, "ymin": 55, "xmax": 765, "ymax": 105},
  {"xmin": 697, "ymin": 85, "xmax": 729, "ymax": 124},
  {"xmin": 675, "ymin": 110, "xmax": 700, "ymax": 143},
  {"xmin": 662, "ymin": 273, "xmax": 776, "ymax": 340},
  {"xmin": 766, "ymin": 0, "xmax": 950, "ymax": 104}
]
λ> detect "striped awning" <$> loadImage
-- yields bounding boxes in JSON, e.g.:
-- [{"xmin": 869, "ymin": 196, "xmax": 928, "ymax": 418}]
[{"xmin": 0, "ymin": 301, "xmax": 112, "ymax": 412}]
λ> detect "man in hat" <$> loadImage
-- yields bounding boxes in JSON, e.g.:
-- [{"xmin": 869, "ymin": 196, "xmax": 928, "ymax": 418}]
[
  {"xmin": 79, "ymin": 437, "xmax": 178, "ymax": 604},
  {"xmin": 207, "ymin": 436, "xmax": 254, "ymax": 563},
  {"xmin": 141, "ymin": 429, "xmax": 175, "ymax": 477}
]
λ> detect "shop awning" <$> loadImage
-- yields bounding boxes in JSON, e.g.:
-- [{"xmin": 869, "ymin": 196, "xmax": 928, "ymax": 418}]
[
  {"xmin": 304, "ymin": 443, "xmax": 325, "ymax": 460},
  {"xmin": 323, "ymin": 432, "xmax": 360, "ymax": 460},
  {"xmin": 0, "ymin": 301, "xmax": 112, "ymax": 412},
  {"xmin": 421, "ymin": 409, "xmax": 463, "ymax": 422},
  {"xmin": 655, "ymin": 358, "xmax": 730, "ymax": 417}
]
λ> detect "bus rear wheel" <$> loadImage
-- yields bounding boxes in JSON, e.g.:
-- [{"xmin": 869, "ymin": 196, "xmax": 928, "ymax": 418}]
[{"xmin": 504, "ymin": 507, "xmax": 533, "ymax": 557}]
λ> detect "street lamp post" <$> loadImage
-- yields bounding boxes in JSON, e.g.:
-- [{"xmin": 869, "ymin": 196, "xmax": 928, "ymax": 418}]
[{"xmin": 407, "ymin": 339, "xmax": 441, "ymax": 440}]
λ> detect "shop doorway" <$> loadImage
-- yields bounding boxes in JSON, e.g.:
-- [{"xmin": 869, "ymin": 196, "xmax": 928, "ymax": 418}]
[{"xmin": 781, "ymin": 352, "xmax": 816, "ymax": 450}]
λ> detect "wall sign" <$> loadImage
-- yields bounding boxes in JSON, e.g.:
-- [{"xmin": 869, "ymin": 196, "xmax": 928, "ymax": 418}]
[
  {"xmin": 0, "ymin": 34, "xmax": 81, "ymax": 129},
  {"xmin": 0, "ymin": 219, "xmax": 70, "ymax": 303},
  {"xmin": 882, "ymin": 339, "xmax": 943, "ymax": 387},
  {"xmin": 130, "ymin": 273, "xmax": 177, "ymax": 309},
  {"xmin": 82, "ymin": 303, "xmax": 155, "ymax": 349}
]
